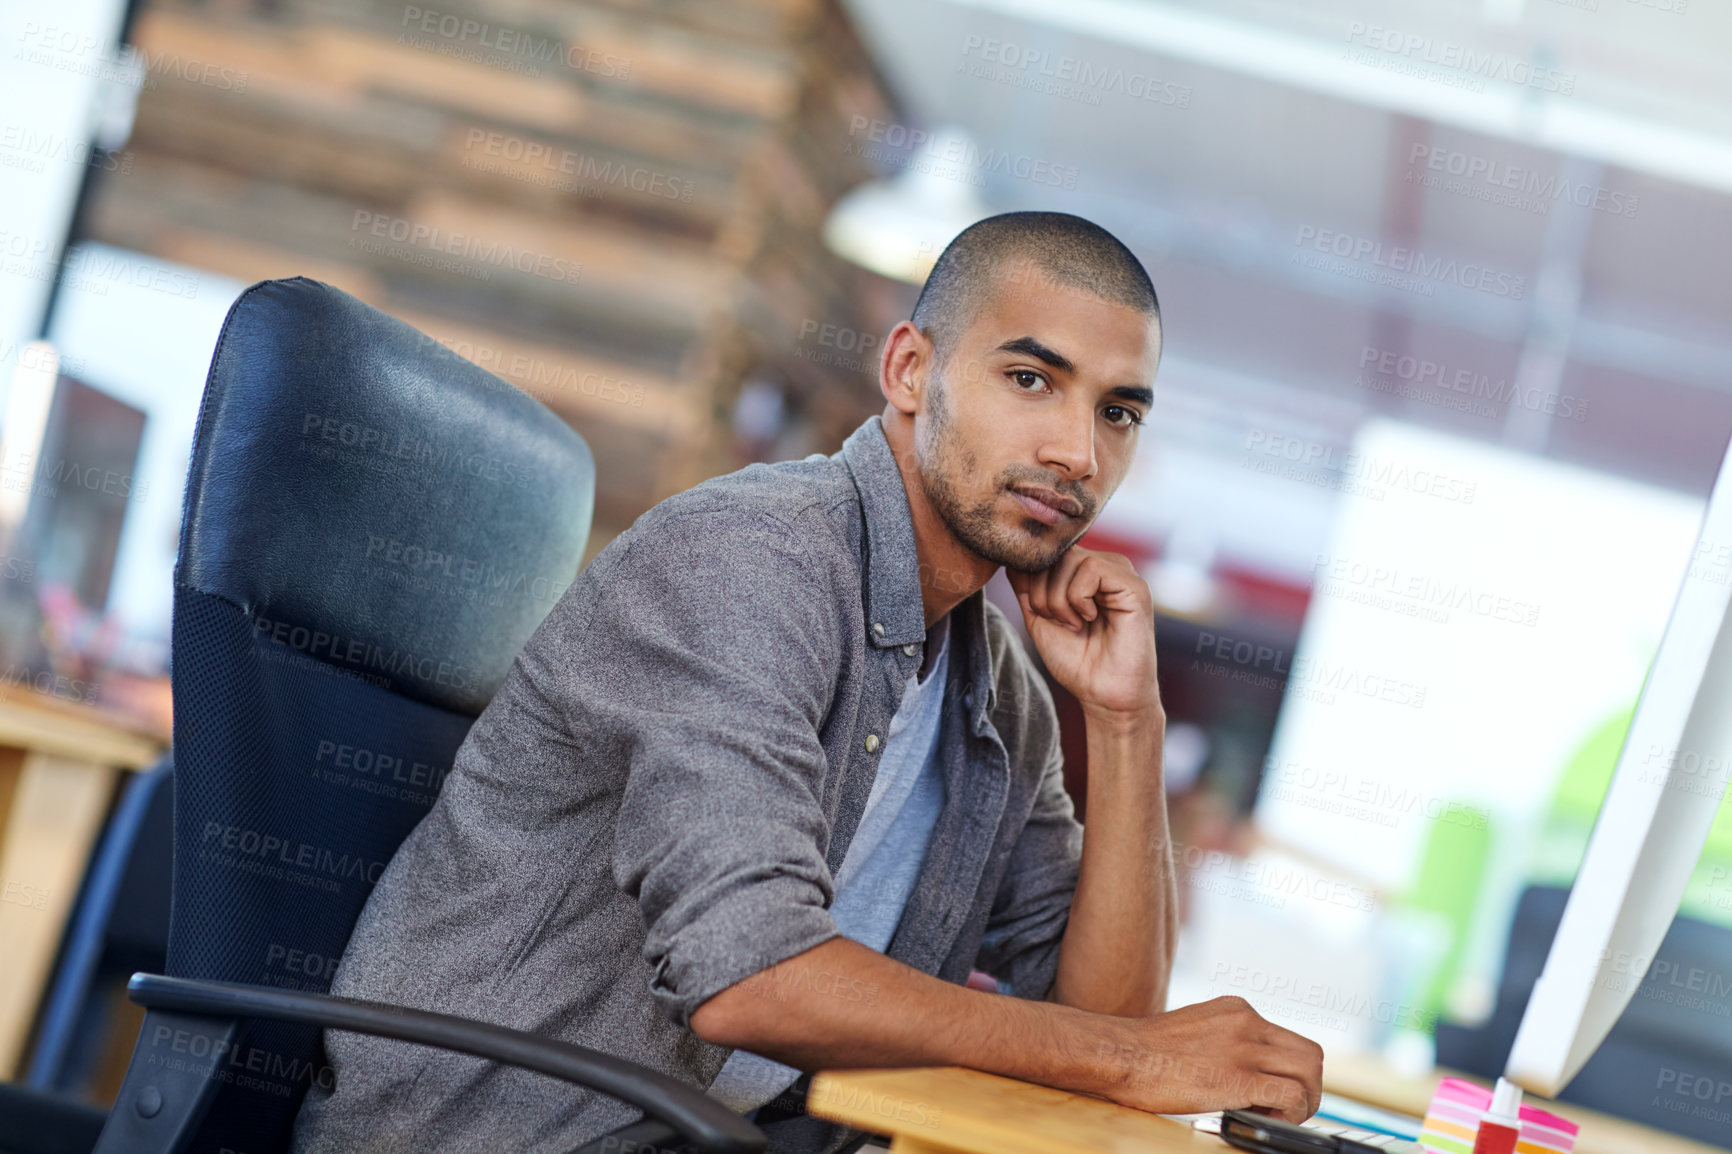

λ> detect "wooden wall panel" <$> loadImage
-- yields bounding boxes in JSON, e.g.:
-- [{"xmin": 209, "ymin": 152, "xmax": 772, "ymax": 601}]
[{"xmin": 92, "ymin": 0, "xmax": 909, "ymax": 541}]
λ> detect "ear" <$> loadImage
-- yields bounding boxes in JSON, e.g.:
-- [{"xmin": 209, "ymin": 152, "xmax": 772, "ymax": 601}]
[{"xmin": 879, "ymin": 321, "xmax": 932, "ymax": 418}]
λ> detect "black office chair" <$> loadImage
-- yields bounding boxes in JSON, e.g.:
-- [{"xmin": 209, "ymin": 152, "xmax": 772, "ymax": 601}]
[
  {"xmin": 59, "ymin": 278, "xmax": 763, "ymax": 1154},
  {"xmin": 1436, "ymin": 884, "xmax": 1732, "ymax": 1146}
]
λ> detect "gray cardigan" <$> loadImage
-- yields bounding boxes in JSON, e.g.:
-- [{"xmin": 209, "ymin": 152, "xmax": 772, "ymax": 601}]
[{"xmin": 289, "ymin": 414, "xmax": 1084, "ymax": 1154}]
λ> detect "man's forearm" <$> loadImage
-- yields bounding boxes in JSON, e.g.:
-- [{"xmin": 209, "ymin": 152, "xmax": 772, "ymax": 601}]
[
  {"xmin": 690, "ymin": 936, "xmax": 1131, "ymax": 1097},
  {"xmin": 1047, "ymin": 707, "xmax": 1177, "ymax": 1018}
]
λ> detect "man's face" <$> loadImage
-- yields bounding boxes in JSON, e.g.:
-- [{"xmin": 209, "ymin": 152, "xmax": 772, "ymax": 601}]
[{"xmin": 913, "ymin": 261, "xmax": 1161, "ymax": 574}]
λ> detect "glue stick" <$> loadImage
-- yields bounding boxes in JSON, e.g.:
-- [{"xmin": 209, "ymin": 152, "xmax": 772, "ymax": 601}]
[{"xmin": 1471, "ymin": 1078, "xmax": 1523, "ymax": 1154}]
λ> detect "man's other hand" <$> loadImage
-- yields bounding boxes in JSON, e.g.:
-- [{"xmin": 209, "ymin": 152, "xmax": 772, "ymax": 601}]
[
  {"xmin": 688, "ymin": 940, "xmax": 1322, "ymax": 1126},
  {"xmin": 1094, "ymin": 995, "xmax": 1325, "ymax": 1123}
]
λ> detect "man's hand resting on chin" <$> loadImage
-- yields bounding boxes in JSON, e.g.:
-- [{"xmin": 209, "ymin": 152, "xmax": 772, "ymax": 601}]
[{"xmin": 1006, "ymin": 546, "xmax": 1160, "ymax": 723}]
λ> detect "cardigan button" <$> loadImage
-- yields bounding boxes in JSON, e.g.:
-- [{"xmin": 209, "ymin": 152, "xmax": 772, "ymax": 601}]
[{"xmin": 865, "ymin": 734, "xmax": 881, "ymax": 753}]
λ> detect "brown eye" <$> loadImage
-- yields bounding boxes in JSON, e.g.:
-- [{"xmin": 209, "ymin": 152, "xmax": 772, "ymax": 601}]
[
  {"xmin": 1009, "ymin": 369, "xmax": 1045, "ymax": 390},
  {"xmin": 1104, "ymin": 405, "xmax": 1142, "ymax": 427}
]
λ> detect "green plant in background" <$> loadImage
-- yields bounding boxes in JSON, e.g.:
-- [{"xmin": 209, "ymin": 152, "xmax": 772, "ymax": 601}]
[
  {"xmin": 1528, "ymin": 705, "xmax": 1636, "ymax": 890},
  {"xmin": 1394, "ymin": 697, "xmax": 1732, "ymax": 1041},
  {"xmin": 1399, "ymin": 804, "xmax": 1494, "ymax": 1032},
  {"xmin": 1531, "ymin": 702, "xmax": 1732, "ymax": 928}
]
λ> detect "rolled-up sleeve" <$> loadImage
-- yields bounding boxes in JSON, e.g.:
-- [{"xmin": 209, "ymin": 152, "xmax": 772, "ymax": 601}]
[
  {"xmin": 974, "ymin": 732, "xmax": 1083, "ymax": 1001},
  {"xmin": 585, "ymin": 507, "xmax": 847, "ymax": 1030}
]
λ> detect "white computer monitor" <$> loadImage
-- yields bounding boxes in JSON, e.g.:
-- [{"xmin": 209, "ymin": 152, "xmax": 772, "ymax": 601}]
[{"xmin": 1505, "ymin": 432, "xmax": 1732, "ymax": 1097}]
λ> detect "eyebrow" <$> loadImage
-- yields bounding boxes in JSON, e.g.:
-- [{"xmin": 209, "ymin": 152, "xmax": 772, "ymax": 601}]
[
  {"xmin": 993, "ymin": 336, "xmax": 1154, "ymax": 409},
  {"xmin": 995, "ymin": 336, "xmax": 1074, "ymax": 373}
]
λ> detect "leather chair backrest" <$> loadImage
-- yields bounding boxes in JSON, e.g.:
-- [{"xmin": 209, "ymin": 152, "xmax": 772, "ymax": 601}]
[{"xmin": 167, "ymin": 278, "xmax": 593, "ymax": 1153}]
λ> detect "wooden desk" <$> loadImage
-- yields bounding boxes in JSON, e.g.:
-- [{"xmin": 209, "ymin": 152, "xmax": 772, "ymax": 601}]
[
  {"xmin": 809, "ymin": 1065, "xmax": 1215, "ymax": 1154},
  {"xmin": 809, "ymin": 1060, "xmax": 1731, "ymax": 1154},
  {"xmin": 0, "ymin": 683, "xmax": 168, "ymax": 1079}
]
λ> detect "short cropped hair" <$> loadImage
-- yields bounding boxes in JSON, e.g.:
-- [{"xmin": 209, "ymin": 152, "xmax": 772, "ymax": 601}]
[{"xmin": 909, "ymin": 211, "xmax": 1160, "ymax": 369}]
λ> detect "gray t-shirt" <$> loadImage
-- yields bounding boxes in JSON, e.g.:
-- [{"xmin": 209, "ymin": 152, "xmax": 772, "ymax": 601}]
[{"xmin": 707, "ymin": 616, "xmax": 952, "ymax": 1115}]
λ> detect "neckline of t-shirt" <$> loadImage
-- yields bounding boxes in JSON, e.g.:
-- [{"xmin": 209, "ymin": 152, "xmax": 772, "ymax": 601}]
[{"xmin": 917, "ymin": 615, "xmax": 952, "ymax": 688}]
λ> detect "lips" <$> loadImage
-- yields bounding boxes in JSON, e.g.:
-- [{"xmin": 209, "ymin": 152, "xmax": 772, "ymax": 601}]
[{"xmin": 1010, "ymin": 485, "xmax": 1083, "ymax": 520}]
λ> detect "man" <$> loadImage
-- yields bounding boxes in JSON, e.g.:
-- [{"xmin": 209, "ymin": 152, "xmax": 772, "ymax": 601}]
[{"xmin": 291, "ymin": 212, "xmax": 1323, "ymax": 1154}]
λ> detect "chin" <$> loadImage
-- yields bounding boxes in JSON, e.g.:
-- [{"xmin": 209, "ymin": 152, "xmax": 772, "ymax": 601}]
[{"xmin": 990, "ymin": 523, "xmax": 1077, "ymax": 574}]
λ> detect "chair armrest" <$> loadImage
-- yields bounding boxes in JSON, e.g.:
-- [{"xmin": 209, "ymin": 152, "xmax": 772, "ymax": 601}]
[{"xmin": 120, "ymin": 972, "xmax": 764, "ymax": 1154}]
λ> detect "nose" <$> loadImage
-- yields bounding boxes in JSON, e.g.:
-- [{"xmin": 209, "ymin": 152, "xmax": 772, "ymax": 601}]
[{"xmin": 1037, "ymin": 398, "xmax": 1097, "ymax": 482}]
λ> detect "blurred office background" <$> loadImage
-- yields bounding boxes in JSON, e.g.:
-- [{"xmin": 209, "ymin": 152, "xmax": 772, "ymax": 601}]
[{"xmin": 3, "ymin": 0, "xmax": 1732, "ymax": 1142}]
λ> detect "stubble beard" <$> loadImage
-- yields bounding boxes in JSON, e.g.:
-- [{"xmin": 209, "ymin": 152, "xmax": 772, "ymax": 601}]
[{"xmin": 914, "ymin": 369, "xmax": 1091, "ymax": 576}]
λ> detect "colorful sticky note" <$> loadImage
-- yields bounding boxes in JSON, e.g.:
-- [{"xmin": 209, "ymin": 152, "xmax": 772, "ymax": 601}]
[{"xmin": 1418, "ymin": 1078, "xmax": 1580, "ymax": 1154}]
